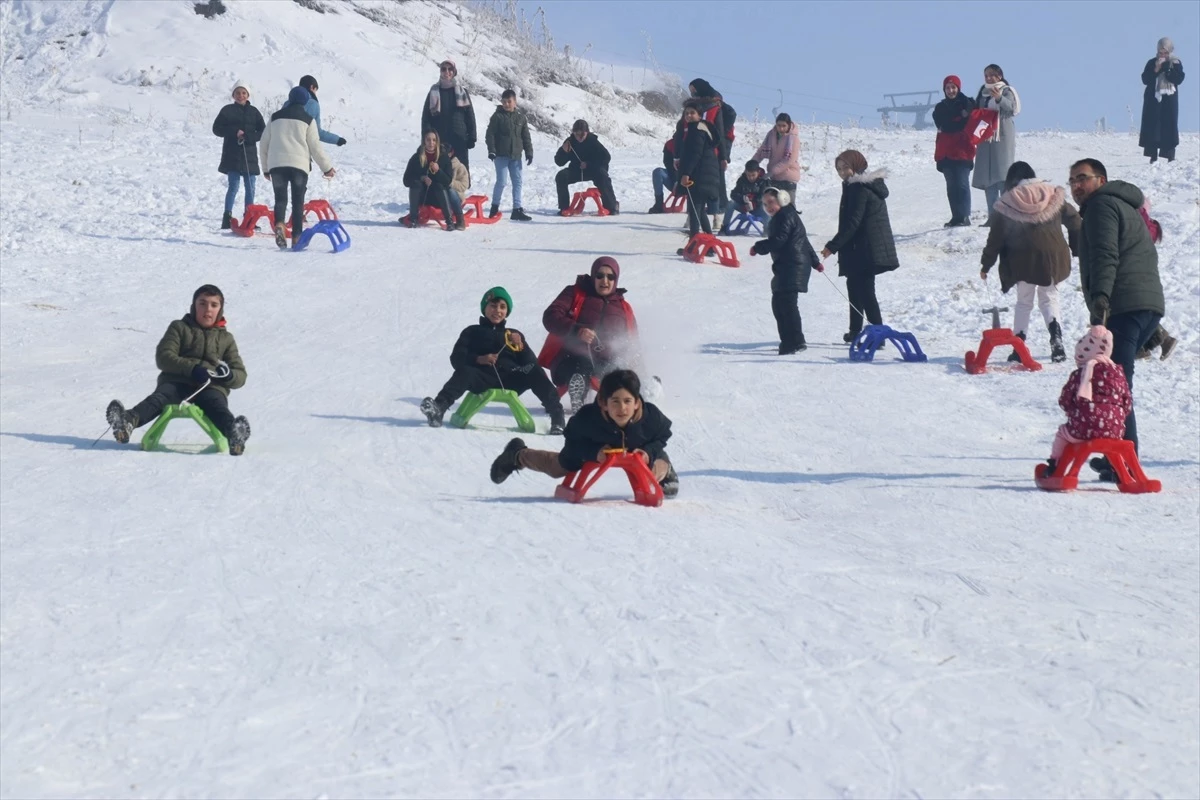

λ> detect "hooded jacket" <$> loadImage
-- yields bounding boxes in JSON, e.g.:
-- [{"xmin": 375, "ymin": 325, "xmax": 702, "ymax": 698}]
[
  {"xmin": 559, "ymin": 400, "xmax": 672, "ymax": 472},
  {"xmin": 155, "ymin": 313, "xmax": 247, "ymax": 397},
  {"xmin": 553, "ymin": 132, "xmax": 611, "ymax": 170},
  {"xmin": 981, "ymin": 181, "xmax": 1080, "ymax": 291},
  {"xmin": 1078, "ymin": 180, "xmax": 1165, "ymax": 318},
  {"xmin": 259, "ymin": 102, "xmax": 333, "ymax": 174},
  {"xmin": 212, "ymin": 100, "xmax": 266, "ymax": 175},
  {"xmin": 677, "ymin": 120, "xmax": 721, "ymax": 198},
  {"xmin": 754, "ymin": 203, "xmax": 818, "ymax": 293},
  {"xmin": 825, "ymin": 169, "xmax": 899, "ymax": 277},
  {"xmin": 752, "ymin": 122, "xmax": 801, "ymax": 183},
  {"xmin": 485, "ymin": 105, "xmax": 533, "ymax": 161}
]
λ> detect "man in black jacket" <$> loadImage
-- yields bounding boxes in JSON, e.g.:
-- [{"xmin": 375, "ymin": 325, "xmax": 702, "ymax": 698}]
[{"xmin": 554, "ymin": 120, "xmax": 619, "ymax": 215}]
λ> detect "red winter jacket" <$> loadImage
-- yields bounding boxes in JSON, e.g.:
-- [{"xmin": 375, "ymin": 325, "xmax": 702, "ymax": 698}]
[
  {"xmin": 541, "ymin": 275, "xmax": 638, "ymax": 369},
  {"xmin": 933, "ymin": 94, "xmax": 977, "ymax": 165},
  {"xmin": 1059, "ymin": 362, "xmax": 1132, "ymax": 441}
]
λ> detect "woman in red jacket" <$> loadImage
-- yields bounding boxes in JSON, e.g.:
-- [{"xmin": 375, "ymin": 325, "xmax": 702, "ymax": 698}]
[
  {"xmin": 932, "ymin": 75, "xmax": 977, "ymax": 227},
  {"xmin": 538, "ymin": 256, "xmax": 638, "ymax": 414}
]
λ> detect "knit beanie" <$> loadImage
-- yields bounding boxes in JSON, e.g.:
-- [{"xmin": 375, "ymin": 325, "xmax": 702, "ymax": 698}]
[
  {"xmin": 1075, "ymin": 325, "xmax": 1115, "ymax": 401},
  {"xmin": 943, "ymin": 75, "xmax": 961, "ymax": 92},
  {"xmin": 299, "ymin": 75, "xmax": 318, "ymax": 92},
  {"xmin": 287, "ymin": 86, "xmax": 311, "ymax": 108},
  {"xmin": 591, "ymin": 256, "xmax": 620, "ymax": 283},
  {"xmin": 836, "ymin": 149, "xmax": 869, "ymax": 175},
  {"xmin": 192, "ymin": 284, "xmax": 224, "ymax": 312},
  {"xmin": 481, "ymin": 286, "xmax": 513, "ymax": 314},
  {"xmin": 231, "ymin": 79, "xmax": 251, "ymax": 98}
]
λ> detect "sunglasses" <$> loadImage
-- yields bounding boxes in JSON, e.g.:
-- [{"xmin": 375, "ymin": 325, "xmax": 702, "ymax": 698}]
[
  {"xmin": 594, "ymin": 272, "xmax": 616, "ymax": 281},
  {"xmin": 440, "ymin": 66, "xmax": 454, "ymax": 73}
]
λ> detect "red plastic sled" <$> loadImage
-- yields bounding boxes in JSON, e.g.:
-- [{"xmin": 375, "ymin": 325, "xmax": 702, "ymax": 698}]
[
  {"xmin": 233, "ymin": 200, "xmax": 337, "ymax": 237},
  {"xmin": 561, "ymin": 187, "xmax": 610, "ymax": 217},
  {"xmin": 664, "ymin": 191, "xmax": 688, "ymax": 214},
  {"xmin": 1034, "ymin": 438, "xmax": 1161, "ymax": 494},
  {"xmin": 682, "ymin": 233, "xmax": 740, "ymax": 268},
  {"xmin": 414, "ymin": 204, "xmax": 453, "ymax": 230},
  {"xmin": 555, "ymin": 450, "xmax": 664, "ymax": 507},
  {"xmin": 965, "ymin": 328, "xmax": 1041, "ymax": 374},
  {"xmin": 461, "ymin": 194, "xmax": 499, "ymax": 224}
]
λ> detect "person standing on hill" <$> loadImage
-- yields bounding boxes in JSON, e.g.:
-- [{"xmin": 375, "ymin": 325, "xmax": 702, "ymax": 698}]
[
  {"xmin": 675, "ymin": 101, "xmax": 721, "ymax": 243},
  {"xmin": 1139, "ymin": 37, "xmax": 1186, "ymax": 163},
  {"xmin": 753, "ymin": 112, "xmax": 801, "ymax": 200},
  {"xmin": 750, "ymin": 187, "xmax": 820, "ymax": 355},
  {"xmin": 932, "ymin": 75, "xmax": 976, "ymax": 227},
  {"xmin": 972, "ymin": 64, "xmax": 1019, "ymax": 224},
  {"xmin": 819, "ymin": 150, "xmax": 899, "ymax": 343},
  {"xmin": 260, "ymin": 86, "xmax": 336, "ymax": 249},
  {"xmin": 686, "ymin": 78, "xmax": 734, "ymax": 228},
  {"xmin": 1069, "ymin": 157, "xmax": 1165, "ymax": 479},
  {"xmin": 298, "ymin": 75, "xmax": 345, "ymax": 149},
  {"xmin": 212, "ymin": 79, "xmax": 265, "ymax": 230},
  {"xmin": 485, "ymin": 88, "xmax": 533, "ymax": 221},
  {"xmin": 422, "ymin": 59, "xmax": 477, "ymax": 172}
]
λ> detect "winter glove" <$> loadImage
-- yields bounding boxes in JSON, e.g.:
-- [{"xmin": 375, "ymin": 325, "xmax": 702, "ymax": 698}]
[
  {"xmin": 336, "ymin": 138, "xmax": 346, "ymax": 147},
  {"xmin": 207, "ymin": 361, "xmax": 232, "ymax": 382},
  {"xmin": 1089, "ymin": 294, "xmax": 1110, "ymax": 325},
  {"xmin": 488, "ymin": 152, "xmax": 496, "ymax": 160},
  {"xmin": 814, "ymin": 261, "xmax": 825, "ymax": 272},
  {"xmin": 190, "ymin": 365, "xmax": 211, "ymax": 385},
  {"xmin": 526, "ymin": 154, "xmax": 533, "ymax": 166}
]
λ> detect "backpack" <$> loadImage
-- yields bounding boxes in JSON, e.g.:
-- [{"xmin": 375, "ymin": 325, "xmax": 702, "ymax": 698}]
[{"xmin": 721, "ymin": 102, "xmax": 737, "ymax": 144}]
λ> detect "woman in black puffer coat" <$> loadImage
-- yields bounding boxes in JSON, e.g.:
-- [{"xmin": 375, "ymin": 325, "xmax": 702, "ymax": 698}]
[
  {"xmin": 751, "ymin": 187, "xmax": 820, "ymax": 354},
  {"xmin": 675, "ymin": 100, "xmax": 722, "ymax": 239},
  {"xmin": 820, "ymin": 149, "xmax": 899, "ymax": 341}
]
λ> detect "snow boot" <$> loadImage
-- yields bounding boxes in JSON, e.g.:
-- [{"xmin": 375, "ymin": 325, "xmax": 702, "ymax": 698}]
[
  {"xmin": 1007, "ymin": 332, "xmax": 1026, "ymax": 363},
  {"xmin": 660, "ymin": 462, "xmax": 679, "ymax": 499},
  {"xmin": 106, "ymin": 400, "xmax": 136, "ymax": 444},
  {"xmin": 454, "ymin": 216, "xmax": 467, "ymax": 231},
  {"xmin": 488, "ymin": 203, "xmax": 501, "ymax": 219},
  {"xmin": 511, "ymin": 207, "xmax": 532, "ymax": 221},
  {"xmin": 1160, "ymin": 333, "xmax": 1178, "ymax": 360},
  {"xmin": 1048, "ymin": 320, "xmax": 1066, "ymax": 363},
  {"xmin": 567, "ymin": 373, "xmax": 588, "ymax": 414},
  {"xmin": 490, "ymin": 437, "xmax": 527, "ymax": 484},
  {"xmin": 647, "ymin": 201, "xmax": 666, "ymax": 214},
  {"xmin": 548, "ymin": 408, "xmax": 566, "ymax": 435},
  {"xmin": 228, "ymin": 416, "xmax": 251, "ymax": 456},
  {"xmin": 420, "ymin": 397, "xmax": 448, "ymax": 428},
  {"xmin": 843, "ymin": 331, "xmax": 860, "ymax": 344},
  {"xmin": 274, "ymin": 222, "xmax": 288, "ymax": 250},
  {"xmin": 221, "ymin": 211, "xmax": 233, "ymax": 230},
  {"xmin": 399, "ymin": 214, "xmax": 414, "ymax": 228},
  {"xmin": 1089, "ymin": 456, "xmax": 1118, "ymax": 483}
]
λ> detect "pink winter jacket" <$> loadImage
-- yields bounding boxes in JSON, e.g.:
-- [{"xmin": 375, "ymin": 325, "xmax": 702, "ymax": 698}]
[
  {"xmin": 1058, "ymin": 362, "xmax": 1132, "ymax": 441},
  {"xmin": 753, "ymin": 123, "xmax": 801, "ymax": 183}
]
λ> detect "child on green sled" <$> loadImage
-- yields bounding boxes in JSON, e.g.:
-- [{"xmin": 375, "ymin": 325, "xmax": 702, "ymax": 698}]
[
  {"xmin": 421, "ymin": 287, "xmax": 567, "ymax": 433},
  {"xmin": 489, "ymin": 368, "xmax": 679, "ymax": 498},
  {"xmin": 106, "ymin": 284, "xmax": 250, "ymax": 454}
]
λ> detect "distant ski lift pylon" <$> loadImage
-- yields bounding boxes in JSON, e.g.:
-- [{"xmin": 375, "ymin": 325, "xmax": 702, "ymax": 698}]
[{"xmin": 877, "ymin": 91, "xmax": 939, "ymax": 130}]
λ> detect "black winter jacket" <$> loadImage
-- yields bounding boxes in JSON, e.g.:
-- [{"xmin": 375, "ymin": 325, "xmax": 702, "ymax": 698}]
[
  {"xmin": 754, "ymin": 204, "xmax": 818, "ymax": 293},
  {"xmin": 825, "ymin": 169, "xmax": 900, "ymax": 277},
  {"xmin": 449, "ymin": 318, "xmax": 540, "ymax": 373},
  {"xmin": 421, "ymin": 87, "xmax": 478, "ymax": 150},
  {"xmin": 403, "ymin": 148, "xmax": 453, "ymax": 196},
  {"xmin": 559, "ymin": 401, "xmax": 672, "ymax": 472},
  {"xmin": 677, "ymin": 120, "xmax": 721, "ymax": 198},
  {"xmin": 554, "ymin": 132, "xmax": 611, "ymax": 170},
  {"xmin": 730, "ymin": 171, "xmax": 771, "ymax": 211},
  {"xmin": 212, "ymin": 102, "xmax": 266, "ymax": 175}
]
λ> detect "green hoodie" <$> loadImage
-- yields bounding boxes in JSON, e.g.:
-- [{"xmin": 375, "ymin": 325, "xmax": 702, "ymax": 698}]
[
  {"xmin": 1078, "ymin": 180, "xmax": 1164, "ymax": 318},
  {"xmin": 484, "ymin": 105, "xmax": 533, "ymax": 161},
  {"xmin": 155, "ymin": 313, "xmax": 248, "ymax": 397}
]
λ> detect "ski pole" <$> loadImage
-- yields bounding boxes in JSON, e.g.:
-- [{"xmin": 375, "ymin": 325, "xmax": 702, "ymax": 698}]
[{"xmin": 819, "ymin": 268, "xmax": 867, "ymax": 324}]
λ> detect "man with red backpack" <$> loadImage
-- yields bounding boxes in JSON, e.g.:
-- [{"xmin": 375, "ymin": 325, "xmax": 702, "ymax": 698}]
[{"xmin": 681, "ymin": 79, "xmax": 736, "ymax": 227}]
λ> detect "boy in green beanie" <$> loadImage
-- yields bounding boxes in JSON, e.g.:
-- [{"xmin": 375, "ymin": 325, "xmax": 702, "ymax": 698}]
[{"xmin": 421, "ymin": 287, "xmax": 567, "ymax": 434}]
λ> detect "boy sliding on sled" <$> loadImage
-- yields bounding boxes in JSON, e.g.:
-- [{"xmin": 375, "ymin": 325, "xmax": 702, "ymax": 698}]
[
  {"xmin": 421, "ymin": 287, "xmax": 567, "ymax": 434},
  {"xmin": 106, "ymin": 284, "xmax": 250, "ymax": 455},
  {"xmin": 489, "ymin": 369, "xmax": 679, "ymax": 498}
]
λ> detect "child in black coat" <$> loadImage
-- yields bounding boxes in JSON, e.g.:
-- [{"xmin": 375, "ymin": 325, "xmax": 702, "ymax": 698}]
[
  {"xmin": 489, "ymin": 369, "xmax": 678, "ymax": 498},
  {"xmin": 421, "ymin": 287, "xmax": 567, "ymax": 433},
  {"xmin": 750, "ymin": 187, "xmax": 822, "ymax": 354}
]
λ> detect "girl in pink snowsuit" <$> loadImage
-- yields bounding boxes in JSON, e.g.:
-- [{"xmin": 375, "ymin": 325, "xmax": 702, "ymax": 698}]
[{"xmin": 1049, "ymin": 325, "xmax": 1132, "ymax": 465}]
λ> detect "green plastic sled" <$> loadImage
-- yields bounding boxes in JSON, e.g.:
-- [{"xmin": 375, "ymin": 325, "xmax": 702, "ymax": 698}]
[
  {"xmin": 141, "ymin": 403, "xmax": 229, "ymax": 453},
  {"xmin": 448, "ymin": 388, "xmax": 537, "ymax": 433}
]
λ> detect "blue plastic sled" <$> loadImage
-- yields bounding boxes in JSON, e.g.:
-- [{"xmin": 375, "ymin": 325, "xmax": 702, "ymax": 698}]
[
  {"xmin": 292, "ymin": 219, "xmax": 351, "ymax": 253},
  {"xmin": 728, "ymin": 212, "xmax": 765, "ymax": 236},
  {"xmin": 849, "ymin": 324, "xmax": 928, "ymax": 363}
]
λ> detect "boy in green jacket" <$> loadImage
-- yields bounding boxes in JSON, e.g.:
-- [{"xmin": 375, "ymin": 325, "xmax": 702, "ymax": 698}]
[
  {"xmin": 106, "ymin": 285, "xmax": 251, "ymax": 455},
  {"xmin": 485, "ymin": 89, "xmax": 533, "ymax": 221}
]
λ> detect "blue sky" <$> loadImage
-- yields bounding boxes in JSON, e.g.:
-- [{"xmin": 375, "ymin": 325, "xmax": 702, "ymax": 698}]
[{"xmin": 522, "ymin": 0, "xmax": 1199, "ymax": 132}]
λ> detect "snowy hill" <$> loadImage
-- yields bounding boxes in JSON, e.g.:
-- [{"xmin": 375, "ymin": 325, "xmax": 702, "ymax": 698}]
[{"xmin": 2, "ymin": 2, "xmax": 1199, "ymax": 798}]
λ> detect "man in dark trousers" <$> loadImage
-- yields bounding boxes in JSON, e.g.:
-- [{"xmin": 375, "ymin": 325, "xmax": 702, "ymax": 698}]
[
  {"xmin": 553, "ymin": 119, "xmax": 619, "ymax": 215},
  {"xmin": 1069, "ymin": 157, "xmax": 1165, "ymax": 480}
]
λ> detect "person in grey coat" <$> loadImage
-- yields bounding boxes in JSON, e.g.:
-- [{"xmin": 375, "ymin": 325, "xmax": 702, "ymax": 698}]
[
  {"xmin": 972, "ymin": 64, "xmax": 1020, "ymax": 225},
  {"xmin": 1139, "ymin": 37, "xmax": 1186, "ymax": 163}
]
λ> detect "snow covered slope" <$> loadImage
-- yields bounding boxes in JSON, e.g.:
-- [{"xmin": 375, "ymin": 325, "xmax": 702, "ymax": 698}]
[{"xmin": 1, "ymin": 2, "xmax": 1199, "ymax": 798}]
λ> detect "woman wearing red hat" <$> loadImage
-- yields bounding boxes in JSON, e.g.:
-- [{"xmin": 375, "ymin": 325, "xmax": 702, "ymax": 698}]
[{"xmin": 932, "ymin": 75, "xmax": 976, "ymax": 227}]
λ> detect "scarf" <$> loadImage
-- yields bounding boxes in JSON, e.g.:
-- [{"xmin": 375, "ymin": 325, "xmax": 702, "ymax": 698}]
[
  {"xmin": 427, "ymin": 80, "xmax": 472, "ymax": 116},
  {"xmin": 1155, "ymin": 61, "xmax": 1180, "ymax": 101},
  {"xmin": 979, "ymin": 82, "xmax": 1021, "ymax": 142}
]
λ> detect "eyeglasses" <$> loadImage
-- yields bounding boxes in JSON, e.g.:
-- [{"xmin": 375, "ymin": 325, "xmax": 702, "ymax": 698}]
[
  {"xmin": 594, "ymin": 272, "xmax": 615, "ymax": 281},
  {"xmin": 1068, "ymin": 174, "xmax": 1101, "ymax": 186}
]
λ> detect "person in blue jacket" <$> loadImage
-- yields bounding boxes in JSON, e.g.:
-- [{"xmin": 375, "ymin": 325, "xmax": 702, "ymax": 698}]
[{"xmin": 298, "ymin": 75, "xmax": 345, "ymax": 148}]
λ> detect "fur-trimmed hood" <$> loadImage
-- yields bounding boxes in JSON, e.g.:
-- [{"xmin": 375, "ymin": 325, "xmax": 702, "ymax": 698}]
[
  {"xmin": 846, "ymin": 167, "xmax": 889, "ymax": 199},
  {"xmin": 994, "ymin": 179, "xmax": 1067, "ymax": 224}
]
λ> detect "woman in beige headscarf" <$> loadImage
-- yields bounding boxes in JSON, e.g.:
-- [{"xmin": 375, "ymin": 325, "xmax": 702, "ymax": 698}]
[{"xmin": 1139, "ymin": 37, "xmax": 1186, "ymax": 163}]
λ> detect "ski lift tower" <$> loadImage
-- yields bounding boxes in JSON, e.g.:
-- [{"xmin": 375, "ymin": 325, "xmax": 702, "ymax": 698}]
[{"xmin": 877, "ymin": 91, "xmax": 938, "ymax": 129}]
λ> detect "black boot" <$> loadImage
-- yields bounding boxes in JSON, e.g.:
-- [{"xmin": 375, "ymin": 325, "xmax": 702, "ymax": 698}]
[
  {"xmin": 1007, "ymin": 332, "xmax": 1026, "ymax": 362},
  {"xmin": 1048, "ymin": 320, "xmax": 1066, "ymax": 363},
  {"xmin": 548, "ymin": 408, "xmax": 566, "ymax": 435},
  {"xmin": 228, "ymin": 416, "xmax": 251, "ymax": 456},
  {"xmin": 221, "ymin": 211, "xmax": 233, "ymax": 230},
  {"xmin": 488, "ymin": 203, "xmax": 501, "ymax": 219},
  {"xmin": 843, "ymin": 331, "xmax": 860, "ymax": 344},
  {"xmin": 490, "ymin": 438, "xmax": 527, "ymax": 484},
  {"xmin": 660, "ymin": 462, "xmax": 679, "ymax": 498},
  {"xmin": 567, "ymin": 373, "xmax": 588, "ymax": 414},
  {"xmin": 420, "ymin": 397, "xmax": 448, "ymax": 427},
  {"xmin": 106, "ymin": 400, "xmax": 137, "ymax": 444},
  {"xmin": 647, "ymin": 201, "xmax": 666, "ymax": 214},
  {"xmin": 511, "ymin": 207, "xmax": 532, "ymax": 221}
]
